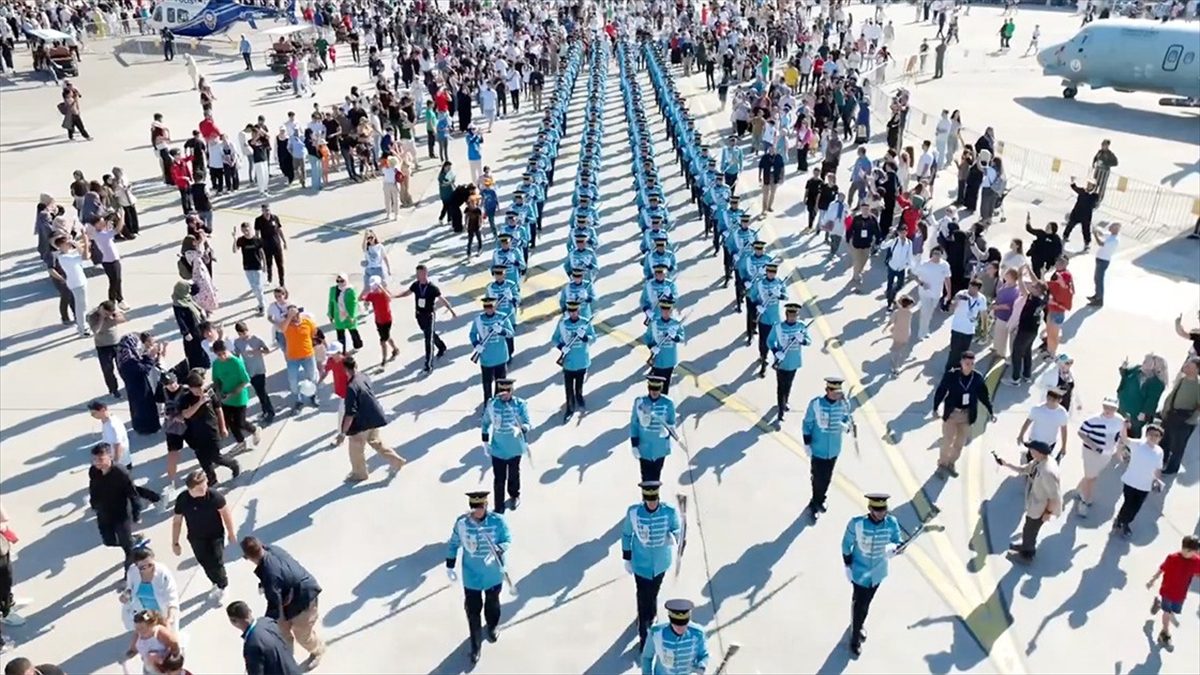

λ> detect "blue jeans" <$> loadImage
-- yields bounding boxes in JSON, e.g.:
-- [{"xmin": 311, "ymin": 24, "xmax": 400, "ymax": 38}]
[
  {"xmin": 308, "ymin": 155, "xmax": 322, "ymax": 190},
  {"xmin": 285, "ymin": 356, "xmax": 318, "ymax": 404},
  {"xmin": 885, "ymin": 268, "xmax": 906, "ymax": 308},
  {"xmin": 1093, "ymin": 258, "xmax": 1110, "ymax": 302}
]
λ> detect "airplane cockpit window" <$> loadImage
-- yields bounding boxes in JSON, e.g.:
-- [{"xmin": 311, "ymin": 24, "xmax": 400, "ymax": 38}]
[
  {"xmin": 178, "ymin": 9, "xmax": 190, "ymax": 22},
  {"xmin": 166, "ymin": 7, "xmax": 176, "ymax": 23},
  {"xmin": 152, "ymin": 6, "xmax": 162, "ymax": 22},
  {"xmin": 1162, "ymin": 44, "xmax": 1183, "ymax": 72}
]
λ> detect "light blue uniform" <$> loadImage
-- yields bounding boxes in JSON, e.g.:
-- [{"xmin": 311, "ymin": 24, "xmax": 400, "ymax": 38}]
[
  {"xmin": 469, "ymin": 312, "xmax": 514, "ymax": 368},
  {"xmin": 841, "ymin": 514, "xmax": 903, "ymax": 587},
  {"xmin": 738, "ymin": 252, "xmax": 772, "ymax": 287},
  {"xmin": 622, "ymin": 502, "xmax": 680, "ymax": 579},
  {"xmin": 554, "ymin": 315, "xmax": 595, "ymax": 371},
  {"xmin": 639, "ymin": 206, "xmax": 673, "ymax": 232},
  {"xmin": 485, "ymin": 279, "xmax": 521, "ymax": 325},
  {"xmin": 482, "ymin": 396, "xmax": 531, "ymax": 460},
  {"xmin": 558, "ymin": 280, "xmax": 597, "ymax": 319},
  {"xmin": 644, "ymin": 317, "xmax": 684, "ymax": 369},
  {"xmin": 749, "ymin": 277, "xmax": 788, "ymax": 327},
  {"xmin": 642, "ymin": 249, "xmax": 678, "ymax": 279},
  {"xmin": 640, "ymin": 624, "xmax": 709, "ymax": 675},
  {"xmin": 640, "ymin": 278, "xmax": 679, "ymax": 318},
  {"xmin": 723, "ymin": 223, "xmax": 755, "ymax": 257},
  {"xmin": 802, "ymin": 395, "xmax": 853, "ymax": 459},
  {"xmin": 767, "ymin": 320, "xmax": 811, "ymax": 371},
  {"xmin": 492, "ymin": 248, "xmax": 527, "ymax": 287},
  {"xmin": 447, "ymin": 512, "xmax": 512, "ymax": 591},
  {"xmin": 564, "ymin": 247, "xmax": 600, "ymax": 282},
  {"xmin": 630, "ymin": 394, "xmax": 677, "ymax": 461}
]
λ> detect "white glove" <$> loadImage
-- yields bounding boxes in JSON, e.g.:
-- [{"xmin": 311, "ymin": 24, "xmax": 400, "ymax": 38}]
[
  {"xmin": 667, "ymin": 327, "xmax": 678, "ymax": 338},
  {"xmin": 484, "ymin": 554, "xmax": 497, "ymax": 567},
  {"xmin": 481, "ymin": 443, "xmax": 491, "ymax": 457},
  {"xmin": 446, "ymin": 568, "xmax": 459, "ymax": 582},
  {"xmin": 844, "ymin": 567, "xmax": 852, "ymax": 583},
  {"xmin": 624, "ymin": 561, "xmax": 633, "ymax": 575},
  {"xmin": 632, "ymin": 446, "xmax": 640, "ymax": 459},
  {"xmin": 885, "ymin": 544, "xmax": 899, "ymax": 558},
  {"xmin": 575, "ymin": 327, "xmax": 587, "ymax": 338}
]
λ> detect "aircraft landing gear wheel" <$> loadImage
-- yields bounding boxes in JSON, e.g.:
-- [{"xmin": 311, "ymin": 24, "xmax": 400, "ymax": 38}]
[{"xmin": 1063, "ymin": 86, "xmax": 1078, "ymax": 99}]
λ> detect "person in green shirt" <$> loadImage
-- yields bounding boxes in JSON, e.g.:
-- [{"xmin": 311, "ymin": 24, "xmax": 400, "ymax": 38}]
[
  {"xmin": 211, "ymin": 339, "xmax": 260, "ymax": 451},
  {"xmin": 423, "ymin": 100, "xmax": 437, "ymax": 161},
  {"xmin": 315, "ymin": 36, "xmax": 330, "ymax": 68},
  {"xmin": 1117, "ymin": 354, "xmax": 1169, "ymax": 438}
]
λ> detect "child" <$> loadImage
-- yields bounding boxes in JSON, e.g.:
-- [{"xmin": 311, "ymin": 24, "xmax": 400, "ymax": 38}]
[
  {"xmin": 1147, "ymin": 535, "xmax": 1200, "ymax": 647},
  {"xmin": 199, "ymin": 321, "xmax": 223, "ymax": 365},
  {"xmin": 886, "ymin": 296, "xmax": 915, "ymax": 375},
  {"xmin": 312, "ymin": 326, "xmax": 328, "ymax": 379},
  {"xmin": 318, "ymin": 342, "xmax": 348, "ymax": 445},
  {"xmin": 359, "ymin": 277, "xmax": 400, "ymax": 368}
]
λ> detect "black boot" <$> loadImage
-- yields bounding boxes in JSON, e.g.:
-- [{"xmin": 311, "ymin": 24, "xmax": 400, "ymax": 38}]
[{"xmin": 486, "ymin": 626, "xmax": 499, "ymax": 643}]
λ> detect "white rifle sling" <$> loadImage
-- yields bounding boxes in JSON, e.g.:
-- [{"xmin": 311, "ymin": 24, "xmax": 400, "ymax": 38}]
[
  {"xmin": 655, "ymin": 631, "xmax": 674, "ymax": 670},
  {"xmin": 629, "ymin": 508, "xmax": 650, "ymax": 546},
  {"xmin": 458, "ymin": 518, "xmax": 477, "ymax": 557}
]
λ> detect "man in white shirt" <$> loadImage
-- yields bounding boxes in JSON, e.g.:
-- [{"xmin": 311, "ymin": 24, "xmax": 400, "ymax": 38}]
[
  {"xmin": 1018, "ymin": 389, "xmax": 1070, "ymax": 461},
  {"xmin": 913, "ymin": 245, "xmax": 952, "ymax": 339},
  {"xmin": 1112, "ymin": 423, "xmax": 1164, "ymax": 537},
  {"xmin": 935, "ymin": 110, "xmax": 952, "ymax": 167},
  {"xmin": 944, "ymin": 279, "xmax": 985, "ymax": 371},
  {"xmin": 1074, "ymin": 397, "xmax": 1127, "ymax": 517},
  {"xmin": 1088, "ymin": 222, "xmax": 1120, "ymax": 307},
  {"xmin": 88, "ymin": 216, "xmax": 128, "ymax": 311},
  {"xmin": 50, "ymin": 235, "xmax": 91, "ymax": 337},
  {"xmin": 915, "ymin": 139, "xmax": 939, "ymax": 188},
  {"xmin": 90, "ymin": 399, "xmax": 130, "ymax": 467},
  {"xmin": 880, "ymin": 224, "xmax": 914, "ymax": 310}
]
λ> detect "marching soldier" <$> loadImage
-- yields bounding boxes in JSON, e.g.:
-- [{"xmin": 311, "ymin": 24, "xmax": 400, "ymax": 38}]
[
  {"xmin": 564, "ymin": 233, "xmax": 600, "ymax": 283},
  {"xmin": 485, "ymin": 265, "xmax": 521, "ymax": 360},
  {"xmin": 804, "ymin": 378, "xmax": 854, "ymax": 519},
  {"xmin": 511, "ymin": 190, "xmax": 537, "ymax": 250},
  {"xmin": 642, "ymin": 237, "xmax": 677, "ymax": 280},
  {"xmin": 558, "ymin": 268, "xmax": 597, "ymax": 319},
  {"xmin": 469, "ymin": 297, "xmax": 514, "ymax": 403},
  {"xmin": 748, "ymin": 262, "xmax": 788, "ymax": 374},
  {"xmin": 701, "ymin": 160, "xmax": 730, "ymax": 236},
  {"xmin": 640, "ymin": 215, "xmax": 671, "ymax": 254},
  {"xmin": 736, "ymin": 240, "xmax": 771, "ymax": 315},
  {"xmin": 481, "ymin": 378, "xmax": 530, "ymax": 513},
  {"xmin": 554, "ymin": 301, "xmax": 596, "ymax": 422},
  {"xmin": 720, "ymin": 134, "xmax": 745, "ymax": 195},
  {"xmin": 574, "ymin": 194, "xmax": 600, "ymax": 230},
  {"xmin": 644, "ymin": 298, "xmax": 685, "ymax": 393},
  {"xmin": 640, "ymin": 599, "xmax": 710, "ymax": 675},
  {"xmin": 767, "ymin": 303, "xmax": 812, "ymax": 423},
  {"xmin": 713, "ymin": 193, "xmax": 743, "ymax": 258},
  {"xmin": 639, "ymin": 193, "xmax": 672, "ymax": 232},
  {"xmin": 446, "ymin": 491, "xmax": 512, "ymax": 664},
  {"xmin": 640, "ymin": 265, "xmax": 678, "ymax": 325},
  {"xmin": 492, "ymin": 233, "xmax": 527, "ymax": 287},
  {"xmin": 722, "ymin": 213, "xmax": 755, "ymax": 288},
  {"xmin": 569, "ymin": 212, "xmax": 601, "ymax": 251},
  {"xmin": 622, "ymin": 481, "xmax": 682, "ymax": 653},
  {"xmin": 841, "ymin": 493, "xmax": 903, "ymax": 657},
  {"xmin": 630, "ymin": 375, "xmax": 678, "ymax": 482},
  {"xmin": 574, "ymin": 173, "xmax": 599, "ymax": 206}
]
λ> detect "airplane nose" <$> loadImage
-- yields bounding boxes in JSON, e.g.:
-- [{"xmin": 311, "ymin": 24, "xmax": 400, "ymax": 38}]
[{"xmin": 1037, "ymin": 44, "xmax": 1065, "ymax": 69}]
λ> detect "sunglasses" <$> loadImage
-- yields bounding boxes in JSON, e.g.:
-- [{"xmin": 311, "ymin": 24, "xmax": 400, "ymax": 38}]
[{"xmin": 336, "ymin": 278, "xmax": 346, "ymax": 283}]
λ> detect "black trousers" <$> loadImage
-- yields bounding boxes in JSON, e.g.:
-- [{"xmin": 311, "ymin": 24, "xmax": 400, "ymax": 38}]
[
  {"xmin": 102, "ymin": 260, "xmax": 123, "ymax": 303},
  {"xmin": 810, "ymin": 456, "xmax": 838, "ymax": 510},
  {"xmin": 850, "ymin": 582, "xmax": 879, "ymax": 642},
  {"xmin": 0, "ymin": 553, "xmax": 13, "ymax": 621},
  {"xmin": 250, "ymin": 373, "xmax": 275, "ymax": 416},
  {"xmin": 221, "ymin": 404, "xmax": 256, "ymax": 443},
  {"xmin": 189, "ymin": 535, "xmax": 228, "ymax": 589},
  {"xmin": 635, "ymin": 572, "xmax": 666, "ymax": 643},
  {"xmin": 746, "ymin": 303, "xmax": 759, "ymax": 336},
  {"xmin": 159, "ymin": 148, "xmax": 173, "ymax": 183},
  {"xmin": 945, "ymin": 330, "xmax": 973, "ymax": 373},
  {"xmin": 242, "ymin": 52, "xmax": 252, "ymax": 69},
  {"xmin": 210, "ymin": 166, "xmax": 225, "ymax": 192},
  {"xmin": 178, "ymin": 188, "xmax": 193, "ymax": 215},
  {"xmin": 122, "ymin": 205, "xmax": 140, "ymax": 235},
  {"xmin": 52, "ymin": 275, "xmax": 74, "ymax": 322},
  {"xmin": 416, "ymin": 313, "xmax": 446, "ymax": 367},
  {"xmin": 480, "ymin": 363, "xmax": 508, "ymax": 402},
  {"xmin": 563, "ymin": 368, "xmax": 586, "ymax": 410},
  {"xmin": 1115, "ymin": 484, "xmax": 1150, "ymax": 527},
  {"xmin": 1017, "ymin": 515, "xmax": 1045, "ymax": 558},
  {"xmin": 649, "ymin": 366, "xmax": 674, "ymax": 395},
  {"xmin": 261, "ymin": 245, "xmax": 285, "ymax": 286},
  {"xmin": 464, "ymin": 584, "xmax": 502, "ymax": 646},
  {"xmin": 97, "ymin": 516, "xmax": 136, "ymax": 569},
  {"xmin": 776, "ymin": 368, "xmax": 797, "ymax": 412},
  {"xmin": 885, "ymin": 269, "xmax": 905, "ymax": 308},
  {"xmin": 1161, "ymin": 411, "xmax": 1194, "ymax": 475},
  {"xmin": 66, "ymin": 114, "xmax": 90, "ymax": 139},
  {"xmin": 97, "ymin": 344, "xmax": 120, "ymax": 396},
  {"xmin": 639, "ymin": 457, "xmax": 665, "ymax": 482},
  {"xmin": 492, "ymin": 455, "xmax": 521, "ymax": 509},
  {"xmin": 757, "ymin": 325, "xmax": 771, "ymax": 363},
  {"xmin": 335, "ymin": 328, "xmax": 364, "ymax": 351},
  {"xmin": 1010, "ymin": 329, "xmax": 1037, "ymax": 381},
  {"xmin": 190, "ymin": 437, "xmax": 238, "ymax": 485}
]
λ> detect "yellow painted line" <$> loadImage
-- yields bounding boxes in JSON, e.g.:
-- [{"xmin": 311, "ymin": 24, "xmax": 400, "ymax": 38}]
[{"xmin": 671, "ymin": 70, "xmax": 1026, "ymax": 671}]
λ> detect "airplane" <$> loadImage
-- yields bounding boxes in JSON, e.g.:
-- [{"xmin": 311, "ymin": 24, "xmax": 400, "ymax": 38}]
[
  {"xmin": 1037, "ymin": 18, "xmax": 1200, "ymax": 107},
  {"xmin": 146, "ymin": 0, "xmax": 298, "ymax": 40}
]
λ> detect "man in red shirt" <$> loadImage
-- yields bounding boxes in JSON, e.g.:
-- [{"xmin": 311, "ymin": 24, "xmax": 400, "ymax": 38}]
[
  {"xmin": 169, "ymin": 149, "xmax": 194, "ymax": 215},
  {"xmin": 434, "ymin": 88, "xmax": 451, "ymax": 115},
  {"xmin": 198, "ymin": 110, "xmax": 220, "ymax": 142},
  {"xmin": 1147, "ymin": 535, "xmax": 1200, "ymax": 647},
  {"xmin": 318, "ymin": 342, "xmax": 350, "ymax": 445},
  {"xmin": 360, "ymin": 277, "xmax": 400, "ymax": 368},
  {"xmin": 1043, "ymin": 255, "xmax": 1074, "ymax": 359}
]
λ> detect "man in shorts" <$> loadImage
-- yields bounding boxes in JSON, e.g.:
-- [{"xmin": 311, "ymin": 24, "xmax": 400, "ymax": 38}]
[
  {"xmin": 1146, "ymin": 535, "xmax": 1200, "ymax": 647},
  {"xmin": 359, "ymin": 276, "xmax": 400, "ymax": 368},
  {"xmin": 1073, "ymin": 397, "xmax": 1126, "ymax": 517}
]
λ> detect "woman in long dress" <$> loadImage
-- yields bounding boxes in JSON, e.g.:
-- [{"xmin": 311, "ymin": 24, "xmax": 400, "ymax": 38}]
[
  {"xmin": 171, "ymin": 280, "xmax": 209, "ymax": 370},
  {"xmin": 185, "ymin": 230, "xmax": 218, "ymax": 313},
  {"xmin": 184, "ymin": 54, "xmax": 201, "ymax": 90},
  {"xmin": 115, "ymin": 333, "xmax": 163, "ymax": 435}
]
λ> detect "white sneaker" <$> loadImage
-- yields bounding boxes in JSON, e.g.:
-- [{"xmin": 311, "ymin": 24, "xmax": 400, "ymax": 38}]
[
  {"xmin": 0, "ymin": 611, "xmax": 26, "ymax": 627},
  {"xmin": 161, "ymin": 484, "xmax": 177, "ymax": 508},
  {"xmin": 208, "ymin": 585, "xmax": 225, "ymax": 603}
]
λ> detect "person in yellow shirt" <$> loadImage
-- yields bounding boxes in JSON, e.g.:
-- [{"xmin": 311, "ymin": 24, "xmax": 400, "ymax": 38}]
[
  {"xmin": 277, "ymin": 305, "xmax": 321, "ymax": 412},
  {"xmin": 784, "ymin": 62, "xmax": 800, "ymax": 90}
]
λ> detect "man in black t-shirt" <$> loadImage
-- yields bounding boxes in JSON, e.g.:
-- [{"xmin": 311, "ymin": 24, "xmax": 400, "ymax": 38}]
[
  {"xmin": 179, "ymin": 369, "xmax": 241, "ymax": 486},
  {"xmin": 234, "ymin": 222, "xmax": 266, "ymax": 315},
  {"xmin": 253, "ymin": 204, "xmax": 287, "ymax": 286},
  {"xmin": 171, "ymin": 469, "xmax": 236, "ymax": 602},
  {"xmin": 394, "ymin": 264, "xmax": 456, "ymax": 372},
  {"xmin": 1009, "ymin": 283, "xmax": 1047, "ymax": 385}
]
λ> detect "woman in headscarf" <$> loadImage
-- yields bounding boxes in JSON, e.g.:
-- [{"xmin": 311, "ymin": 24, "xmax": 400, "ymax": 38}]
[
  {"xmin": 1117, "ymin": 354, "xmax": 1169, "ymax": 439},
  {"xmin": 116, "ymin": 332, "xmax": 164, "ymax": 434},
  {"xmin": 326, "ymin": 272, "xmax": 363, "ymax": 351},
  {"xmin": 172, "ymin": 280, "xmax": 209, "ymax": 370},
  {"xmin": 182, "ymin": 229, "xmax": 218, "ymax": 314}
]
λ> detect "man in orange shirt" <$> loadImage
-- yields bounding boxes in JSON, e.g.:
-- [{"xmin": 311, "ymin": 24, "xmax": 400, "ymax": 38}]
[{"xmin": 277, "ymin": 305, "xmax": 320, "ymax": 413}]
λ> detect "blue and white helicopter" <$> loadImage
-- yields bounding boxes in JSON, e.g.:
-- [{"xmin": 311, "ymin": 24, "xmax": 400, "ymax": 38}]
[{"xmin": 146, "ymin": 0, "xmax": 298, "ymax": 39}]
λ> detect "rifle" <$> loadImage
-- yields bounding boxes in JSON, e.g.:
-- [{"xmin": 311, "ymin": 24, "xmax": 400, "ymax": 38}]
[
  {"xmin": 674, "ymin": 493, "xmax": 687, "ymax": 578},
  {"xmin": 770, "ymin": 319, "xmax": 813, "ymax": 370},
  {"xmin": 713, "ymin": 643, "xmax": 742, "ymax": 675},
  {"xmin": 555, "ymin": 318, "xmax": 593, "ymax": 366},
  {"xmin": 645, "ymin": 326, "xmax": 679, "ymax": 367},
  {"xmin": 478, "ymin": 529, "xmax": 517, "ymax": 596},
  {"xmin": 470, "ymin": 312, "xmax": 512, "ymax": 364}
]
